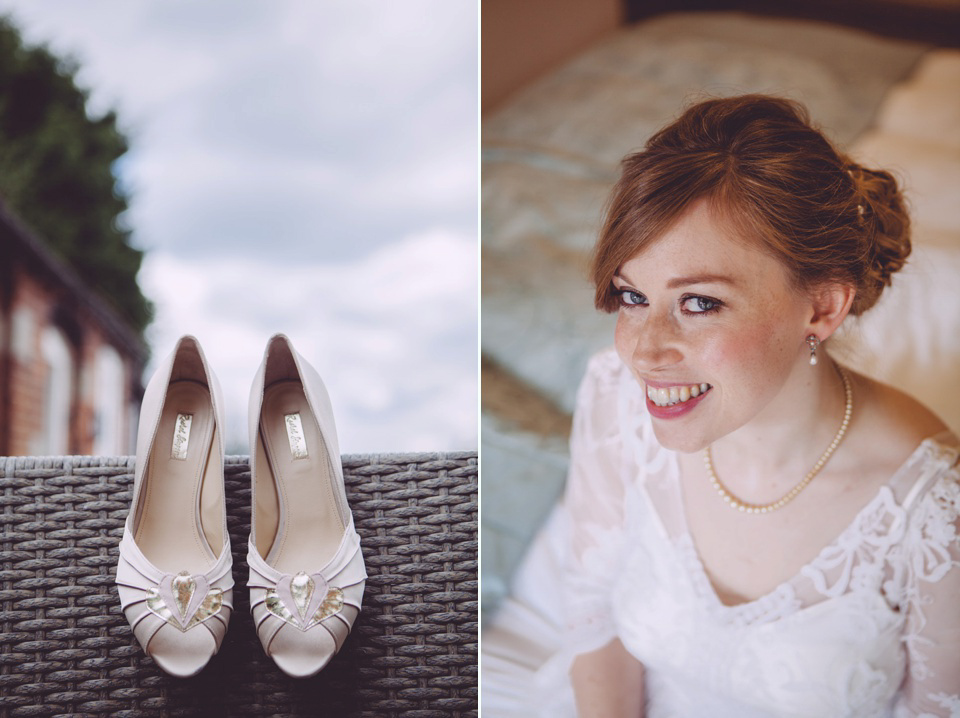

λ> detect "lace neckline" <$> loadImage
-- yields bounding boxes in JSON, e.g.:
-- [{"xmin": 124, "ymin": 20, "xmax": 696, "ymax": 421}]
[
  {"xmin": 619, "ymin": 361, "xmax": 959, "ymax": 617},
  {"xmin": 671, "ymin": 438, "xmax": 953, "ymax": 612}
]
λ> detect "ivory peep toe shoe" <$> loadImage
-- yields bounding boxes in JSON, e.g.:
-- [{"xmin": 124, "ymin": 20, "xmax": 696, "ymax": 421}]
[
  {"xmin": 246, "ymin": 334, "xmax": 366, "ymax": 678},
  {"xmin": 115, "ymin": 336, "xmax": 233, "ymax": 677}
]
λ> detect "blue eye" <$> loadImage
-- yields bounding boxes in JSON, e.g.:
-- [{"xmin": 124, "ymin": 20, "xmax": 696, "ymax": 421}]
[
  {"xmin": 617, "ymin": 289, "xmax": 647, "ymax": 307},
  {"xmin": 682, "ymin": 296, "xmax": 721, "ymax": 314}
]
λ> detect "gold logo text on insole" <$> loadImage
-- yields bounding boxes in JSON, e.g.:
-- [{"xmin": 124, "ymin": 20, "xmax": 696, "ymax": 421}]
[
  {"xmin": 171, "ymin": 413, "xmax": 193, "ymax": 460},
  {"xmin": 284, "ymin": 413, "xmax": 309, "ymax": 460}
]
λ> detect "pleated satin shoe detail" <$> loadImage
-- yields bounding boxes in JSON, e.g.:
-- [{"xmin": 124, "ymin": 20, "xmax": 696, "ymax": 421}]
[
  {"xmin": 115, "ymin": 336, "xmax": 233, "ymax": 677},
  {"xmin": 246, "ymin": 334, "xmax": 366, "ymax": 678}
]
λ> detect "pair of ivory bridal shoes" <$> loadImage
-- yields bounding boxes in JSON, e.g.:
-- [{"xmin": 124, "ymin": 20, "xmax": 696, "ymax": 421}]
[{"xmin": 116, "ymin": 334, "xmax": 365, "ymax": 678}]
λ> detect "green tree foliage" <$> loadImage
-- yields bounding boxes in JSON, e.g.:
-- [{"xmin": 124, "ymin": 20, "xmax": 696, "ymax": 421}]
[{"xmin": 0, "ymin": 16, "xmax": 151, "ymax": 333}]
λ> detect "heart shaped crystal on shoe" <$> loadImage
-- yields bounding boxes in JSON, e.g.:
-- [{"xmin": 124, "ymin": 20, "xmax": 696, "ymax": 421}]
[
  {"xmin": 145, "ymin": 571, "xmax": 224, "ymax": 632},
  {"xmin": 264, "ymin": 571, "xmax": 345, "ymax": 631}
]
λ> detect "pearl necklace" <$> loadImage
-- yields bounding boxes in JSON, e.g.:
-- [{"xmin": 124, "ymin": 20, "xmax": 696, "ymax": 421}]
[{"xmin": 703, "ymin": 365, "xmax": 853, "ymax": 514}]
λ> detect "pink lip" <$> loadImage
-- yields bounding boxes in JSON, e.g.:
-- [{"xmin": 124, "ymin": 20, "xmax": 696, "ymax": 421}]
[{"xmin": 645, "ymin": 386, "xmax": 711, "ymax": 420}]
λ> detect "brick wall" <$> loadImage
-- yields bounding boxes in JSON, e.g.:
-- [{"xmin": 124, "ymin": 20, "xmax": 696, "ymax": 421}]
[
  {"xmin": 2, "ymin": 261, "xmax": 139, "ymax": 456},
  {"xmin": 7, "ymin": 271, "xmax": 52, "ymax": 454}
]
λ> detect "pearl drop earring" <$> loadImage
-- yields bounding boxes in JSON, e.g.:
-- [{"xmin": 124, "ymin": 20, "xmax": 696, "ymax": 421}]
[{"xmin": 806, "ymin": 334, "xmax": 821, "ymax": 366}]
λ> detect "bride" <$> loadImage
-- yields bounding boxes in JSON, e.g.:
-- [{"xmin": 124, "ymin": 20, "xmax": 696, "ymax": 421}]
[{"xmin": 483, "ymin": 95, "xmax": 960, "ymax": 717}]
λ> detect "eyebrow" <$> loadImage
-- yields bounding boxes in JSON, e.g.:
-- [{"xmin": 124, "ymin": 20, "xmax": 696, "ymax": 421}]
[
  {"xmin": 666, "ymin": 274, "xmax": 738, "ymax": 289},
  {"xmin": 613, "ymin": 272, "xmax": 739, "ymax": 289}
]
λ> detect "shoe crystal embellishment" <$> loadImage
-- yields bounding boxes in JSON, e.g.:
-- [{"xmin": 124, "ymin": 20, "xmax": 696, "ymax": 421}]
[
  {"xmin": 145, "ymin": 571, "xmax": 223, "ymax": 632},
  {"xmin": 265, "ymin": 571, "xmax": 344, "ymax": 631},
  {"xmin": 291, "ymin": 572, "xmax": 314, "ymax": 619},
  {"xmin": 172, "ymin": 572, "xmax": 194, "ymax": 616}
]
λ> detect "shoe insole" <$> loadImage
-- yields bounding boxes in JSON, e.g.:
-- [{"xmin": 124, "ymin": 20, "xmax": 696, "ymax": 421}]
[
  {"xmin": 135, "ymin": 380, "xmax": 221, "ymax": 575},
  {"xmin": 258, "ymin": 380, "xmax": 344, "ymax": 575}
]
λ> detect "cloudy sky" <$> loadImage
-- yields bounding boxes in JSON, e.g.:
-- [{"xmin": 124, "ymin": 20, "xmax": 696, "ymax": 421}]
[{"xmin": 0, "ymin": 1, "xmax": 478, "ymax": 453}]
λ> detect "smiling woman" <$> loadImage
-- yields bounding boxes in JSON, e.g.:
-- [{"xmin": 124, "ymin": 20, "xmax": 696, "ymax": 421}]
[
  {"xmin": 483, "ymin": 95, "xmax": 960, "ymax": 717},
  {"xmin": 609, "ymin": 200, "xmax": 817, "ymax": 453}
]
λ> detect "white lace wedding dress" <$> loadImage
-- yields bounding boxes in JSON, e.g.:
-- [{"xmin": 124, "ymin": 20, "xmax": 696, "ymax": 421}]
[{"xmin": 483, "ymin": 348, "xmax": 960, "ymax": 718}]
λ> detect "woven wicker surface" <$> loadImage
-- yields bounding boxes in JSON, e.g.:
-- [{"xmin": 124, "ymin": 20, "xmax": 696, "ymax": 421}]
[{"xmin": 0, "ymin": 452, "xmax": 477, "ymax": 718}]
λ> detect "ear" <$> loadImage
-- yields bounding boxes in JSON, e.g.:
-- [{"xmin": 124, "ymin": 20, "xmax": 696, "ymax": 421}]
[{"xmin": 806, "ymin": 283, "xmax": 856, "ymax": 341}]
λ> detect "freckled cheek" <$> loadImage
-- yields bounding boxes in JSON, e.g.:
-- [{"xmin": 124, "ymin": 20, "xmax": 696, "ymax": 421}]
[
  {"xmin": 613, "ymin": 312, "xmax": 633, "ymax": 363},
  {"xmin": 698, "ymin": 322, "xmax": 791, "ymax": 388}
]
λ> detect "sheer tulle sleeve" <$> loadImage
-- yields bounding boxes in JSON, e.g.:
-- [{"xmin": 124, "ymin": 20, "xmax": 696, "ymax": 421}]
[
  {"xmin": 895, "ymin": 452, "xmax": 960, "ymax": 718},
  {"xmin": 559, "ymin": 351, "xmax": 631, "ymax": 654}
]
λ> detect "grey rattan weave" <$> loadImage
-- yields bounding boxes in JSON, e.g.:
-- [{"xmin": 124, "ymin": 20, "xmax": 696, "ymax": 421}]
[{"xmin": 0, "ymin": 452, "xmax": 477, "ymax": 718}]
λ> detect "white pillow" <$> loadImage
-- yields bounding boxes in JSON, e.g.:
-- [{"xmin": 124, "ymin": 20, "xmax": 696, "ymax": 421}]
[
  {"xmin": 833, "ymin": 241, "xmax": 960, "ymax": 434},
  {"xmin": 874, "ymin": 49, "xmax": 960, "ymax": 151}
]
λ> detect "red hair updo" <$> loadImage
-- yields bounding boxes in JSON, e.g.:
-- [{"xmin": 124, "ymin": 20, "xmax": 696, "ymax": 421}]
[{"xmin": 592, "ymin": 94, "xmax": 910, "ymax": 316}]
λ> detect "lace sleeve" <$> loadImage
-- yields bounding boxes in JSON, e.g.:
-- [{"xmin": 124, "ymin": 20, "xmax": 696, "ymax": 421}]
[
  {"xmin": 560, "ymin": 351, "xmax": 630, "ymax": 654},
  {"xmin": 895, "ymin": 458, "xmax": 960, "ymax": 718}
]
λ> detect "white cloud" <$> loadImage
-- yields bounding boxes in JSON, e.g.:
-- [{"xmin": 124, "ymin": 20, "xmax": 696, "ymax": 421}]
[
  {"xmin": 1, "ymin": 0, "xmax": 478, "ymax": 258},
  {"xmin": 140, "ymin": 229, "xmax": 477, "ymax": 454},
  {"xmin": 0, "ymin": 0, "xmax": 478, "ymax": 454}
]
